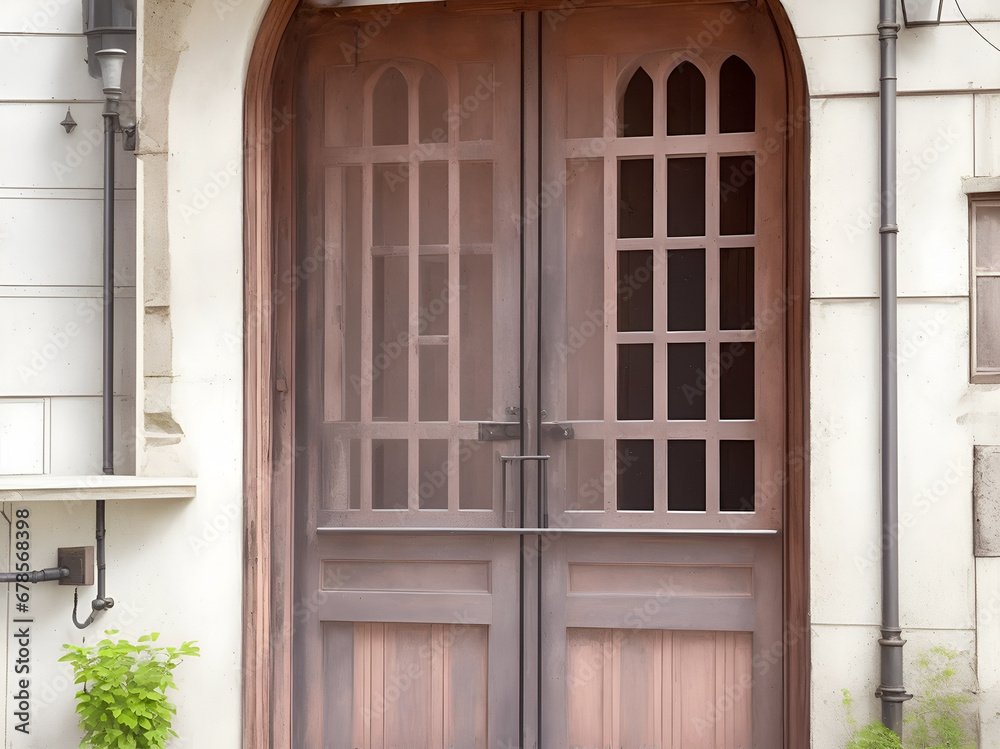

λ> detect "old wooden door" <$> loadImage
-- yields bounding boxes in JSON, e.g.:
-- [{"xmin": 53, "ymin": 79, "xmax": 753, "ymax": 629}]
[{"xmin": 288, "ymin": 3, "xmax": 787, "ymax": 747}]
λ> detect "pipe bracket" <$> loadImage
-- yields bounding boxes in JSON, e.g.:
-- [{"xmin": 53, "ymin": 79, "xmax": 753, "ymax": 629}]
[{"xmin": 875, "ymin": 685, "xmax": 913, "ymax": 703}]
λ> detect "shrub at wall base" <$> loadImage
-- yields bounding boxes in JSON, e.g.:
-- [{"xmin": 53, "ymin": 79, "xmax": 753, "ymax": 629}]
[
  {"xmin": 60, "ymin": 630, "xmax": 200, "ymax": 749},
  {"xmin": 842, "ymin": 647, "xmax": 976, "ymax": 749}
]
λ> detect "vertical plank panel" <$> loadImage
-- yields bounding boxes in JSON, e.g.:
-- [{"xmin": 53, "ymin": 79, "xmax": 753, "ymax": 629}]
[
  {"xmin": 734, "ymin": 632, "xmax": 753, "ymax": 747},
  {"xmin": 726, "ymin": 632, "xmax": 737, "ymax": 747},
  {"xmin": 619, "ymin": 629, "xmax": 659, "ymax": 748},
  {"xmin": 322, "ymin": 623, "xmax": 355, "ymax": 749},
  {"xmin": 449, "ymin": 625, "xmax": 489, "ymax": 749},
  {"xmin": 353, "ymin": 623, "xmax": 370, "ymax": 749},
  {"xmin": 349, "ymin": 622, "xmax": 491, "ymax": 749},
  {"xmin": 676, "ymin": 631, "xmax": 716, "ymax": 749},
  {"xmin": 715, "ymin": 630, "xmax": 728, "ymax": 747},
  {"xmin": 383, "ymin": 624, "xmax": 433, "ymax": 747},
  {"xmin": 662, "ymin": 630, "xmax": 673, "ymax": 749},
  {"xmin": 603, "ymin": 629, "xmax": 614, "ymax": 749},
  {"xmin": 371, "ymin": 623, "xmax": 384, "ymax": 749},
  {"xmin": 608, "ymin": 629, "xmax": 616, "ymax": 746},
  {"xmin": 653, "ymin": 629, "xmax": 664, "ymax": 749},
  {"xmin": 567, "ymin": 629, "xmax": 606, "ymax": 748},
  {"xmin": 671, "ymin": 631, "xmax": 682, "ymax": 749},
  {"xmin": 430, "ymin": 625, "xmax": 444, "ymax": 749},
  {"xmin": 567, "ymin": 628, "xmax": 755, "ymax": 748}
]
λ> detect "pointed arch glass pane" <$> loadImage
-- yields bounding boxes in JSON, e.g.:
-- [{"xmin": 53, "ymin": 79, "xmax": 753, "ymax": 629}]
[
  {"xmin": 719, "ymin": 56, "xmax": 756, "ymax": 133},
  {"xmin": 372, "ymin": 66, "xmax": 409, "ymax": 145},
  {"xmin": 620, "ymin": 67, "xmax": 653, "ymax": 137},
  {"xmin": 666, "ymin": 62, "xmax": 706, "ymax": 136}
]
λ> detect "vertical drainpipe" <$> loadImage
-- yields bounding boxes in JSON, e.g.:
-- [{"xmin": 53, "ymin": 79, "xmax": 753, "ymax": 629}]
[
  {"xmin": 75, "ymin": 83, "xmax": 119, "ymax": 629},
  {"xmin": 876, "ymin": 0, "xmax": 912, "ymax": 734},
  {"xmin": 98, "ymin": 94, "xmax": 116, "ymax": 607}
]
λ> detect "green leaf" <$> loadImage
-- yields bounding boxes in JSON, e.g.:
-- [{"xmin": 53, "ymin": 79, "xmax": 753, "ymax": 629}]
[{"xmin": 61, "ymin": 632, "xmax": 199, "ymax": 749}]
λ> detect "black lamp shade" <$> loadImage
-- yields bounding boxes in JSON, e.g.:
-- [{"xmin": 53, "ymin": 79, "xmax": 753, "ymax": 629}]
[{"xmin": 83, "ymin": 0, "xmax": 136, "ymax": 81}]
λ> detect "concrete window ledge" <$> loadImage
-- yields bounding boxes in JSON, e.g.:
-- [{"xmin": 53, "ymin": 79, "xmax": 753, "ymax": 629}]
[
  {"xmin": 963, "ymin": 175, "xmax": 1000, "ymax": 194},
  {"xmin": 0, "ymin": 476, "xmax": 197, "ymax": 503}
]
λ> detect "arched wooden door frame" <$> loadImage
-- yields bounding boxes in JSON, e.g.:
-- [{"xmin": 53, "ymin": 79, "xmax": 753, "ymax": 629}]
[{"xmin": 242, "ymin": 1, "xmax": 810, "ymax": 746}]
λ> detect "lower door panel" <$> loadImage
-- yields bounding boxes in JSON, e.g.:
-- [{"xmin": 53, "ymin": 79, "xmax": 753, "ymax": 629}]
[
  {"xmin": 299, "ymin": 534, "xmax": 520, "ymax": 749},
  {"xmin": 323, "ymin": 622, "xmax": 490, "ymax": 749},
  {"xmin": 567, "ymin": 628, "xmax": 752, "ymax": 749},
  {"xmin": 543, "ymin": 534, "xmax": 782, "ymax": 749}
]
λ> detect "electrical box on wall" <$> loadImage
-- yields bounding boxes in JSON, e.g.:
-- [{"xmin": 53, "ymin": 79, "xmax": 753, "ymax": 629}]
[{"xmin": 58, "ymin": 547, "xmax": 94, "ymax": 586}]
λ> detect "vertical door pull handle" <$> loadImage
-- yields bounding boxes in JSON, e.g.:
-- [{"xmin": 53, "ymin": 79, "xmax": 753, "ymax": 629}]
[{"xmin": 499, "ymin": 455, "xmax": 550, "ymax": 529}]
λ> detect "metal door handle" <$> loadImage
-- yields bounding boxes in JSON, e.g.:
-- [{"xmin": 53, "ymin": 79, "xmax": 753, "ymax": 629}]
[{"xmin": 499, "ymin": 455, "xmax": 550, "ymax": 529}]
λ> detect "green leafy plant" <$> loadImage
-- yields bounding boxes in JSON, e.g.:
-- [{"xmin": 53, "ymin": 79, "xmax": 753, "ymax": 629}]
[
  {"xmin": 60, "ymin": 630, "xmax": 199, "ymax": 749},
  {"xmin": 904, "ymin": 646, "xmax": 976, "ymax": 749},
  {"xmin": 843, "ymin": 689, "xmax": 904, "ymax": 749},
  {"xmin": 843, "ymin": 647, "xmax": 977, "ymax": 749}
]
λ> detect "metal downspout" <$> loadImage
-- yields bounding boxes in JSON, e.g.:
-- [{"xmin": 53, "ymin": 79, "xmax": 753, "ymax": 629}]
[
  {"xmin": 95, "ymin": 100, "xmax": 116, "ymax": 614},
  {"xmin": 74, "ymin": 99, "xmax": 118, "ymax": 628},
  {"xmin": 876, "ymin": 0, "xmax": 911, "ymax": 733}
]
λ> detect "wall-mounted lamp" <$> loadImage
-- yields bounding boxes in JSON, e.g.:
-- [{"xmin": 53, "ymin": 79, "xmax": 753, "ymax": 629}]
[
  {"xmin": 83, "ymin": 0, "xmax": 135, "ymax": 79},
  {"xmin": 901, "ymin": 0, "xmax": 944, "ymax": 27}
]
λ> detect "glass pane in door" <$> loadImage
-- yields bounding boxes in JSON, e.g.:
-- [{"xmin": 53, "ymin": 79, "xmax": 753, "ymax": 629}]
[{"xmin": 299, "ymin": 11, "xmax": 521, "ymax": 529}]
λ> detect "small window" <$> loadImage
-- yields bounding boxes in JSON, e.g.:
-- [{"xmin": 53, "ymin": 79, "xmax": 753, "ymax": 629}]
[{"xmin": 972, "ymin": 198, "xmax": 1000, "ymax": 382}]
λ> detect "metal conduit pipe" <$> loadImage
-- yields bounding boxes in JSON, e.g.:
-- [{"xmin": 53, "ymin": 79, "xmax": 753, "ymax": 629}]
[
  {"xmin": 876, "ymin": 0, "xmax": 912, "ymax": 734},
  {"xmin": 0, "ymin": 568, "xmax": 69, "ymax": 584}
]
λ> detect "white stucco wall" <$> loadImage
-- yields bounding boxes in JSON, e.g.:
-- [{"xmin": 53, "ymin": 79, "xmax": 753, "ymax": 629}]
[
  {"xmin": 794, "ymin": 1, "xmax": 1000, "ymax": 747},
  {"xmin": 2, "ymin": 0, "xmax": 1000, "ymax": 746},
  {"xmin": 0, "ymin": 0, "xmax": 245, "ymax": 745}
]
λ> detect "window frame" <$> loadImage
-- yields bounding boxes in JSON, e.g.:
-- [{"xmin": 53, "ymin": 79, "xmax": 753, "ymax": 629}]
[{"xmin": 970, "ymin": 194, "xmax": 1000, "ymax": 383}]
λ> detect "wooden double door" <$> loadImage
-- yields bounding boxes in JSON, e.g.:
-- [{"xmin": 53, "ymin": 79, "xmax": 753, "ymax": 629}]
[{"xmin": 286, "ymin": 3, "xmax": 788, "ymax": 747}]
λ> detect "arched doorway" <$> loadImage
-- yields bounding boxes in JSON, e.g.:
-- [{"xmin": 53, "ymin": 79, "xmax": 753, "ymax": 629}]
[{"xmin": 244, "ymin": 1, "xmax": 809, "ymax": 746}]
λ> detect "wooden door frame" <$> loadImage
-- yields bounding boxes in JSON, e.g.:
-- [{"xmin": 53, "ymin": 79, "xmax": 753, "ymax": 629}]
[{"xmin": 242, "ymin": 1, "xmax": 810, "ymax": 747}]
